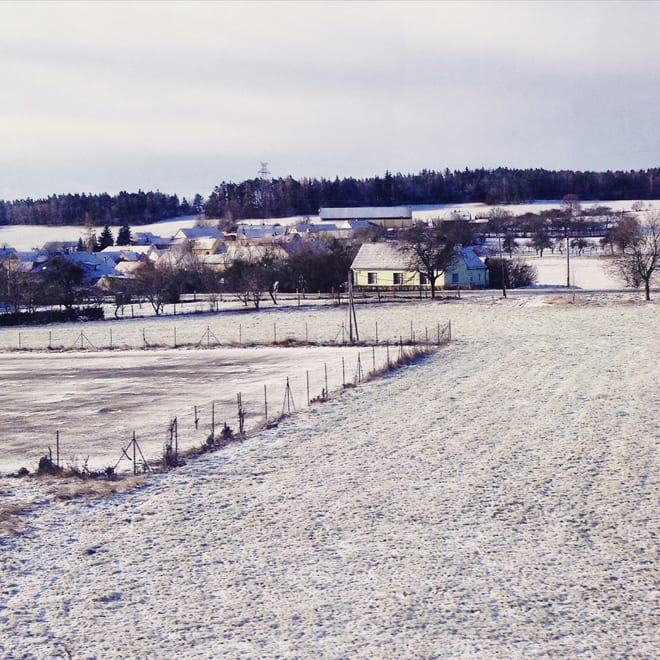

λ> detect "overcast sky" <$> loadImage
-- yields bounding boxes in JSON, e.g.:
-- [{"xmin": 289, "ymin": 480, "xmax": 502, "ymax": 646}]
[{"xmin": 2, "ymin": 0, "xmax": 660, "ymax": 202}]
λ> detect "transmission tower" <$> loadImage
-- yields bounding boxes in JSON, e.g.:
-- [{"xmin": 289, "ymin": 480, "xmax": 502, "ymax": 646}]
[{"xmin": 258, "ymin": 161, "xmax": 271, "ymax": 179}]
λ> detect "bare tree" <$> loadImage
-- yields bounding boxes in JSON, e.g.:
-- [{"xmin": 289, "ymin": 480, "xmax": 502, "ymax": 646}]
[
  {"xmin": 530, "ymin": 227, "xmax": 553, "ymax": 257},
  {"xmin": 226, "ymin": 259, "xmax": 270, "ymax": 309},
  {"xmin": 399, "ymin": 220, "xmax": 460, "ymax": 299},
  {"xmin": 257, "ymin": 244, "xmax": 286, "ymax": 304},
  {"xmin": 502, "ymin": 232, "xmax": 518, "ymax": 258},
  {"xmin": 611, "ymin": 215, "xmax": 643, "ymax": 253},
  {"xmin": 0, "ymin": 267, "xmax": 39, "ymax": 313},
  {"xmin": 609, "ymin": 211, "xmax": 660, "ymax": 300},
  {"xmin": 133, "ymin": 261, "xmax": 180, "ymax": 315},
  {"xmin": 41, "ymin": 256, "xmax": 85, "ymax": 309}
]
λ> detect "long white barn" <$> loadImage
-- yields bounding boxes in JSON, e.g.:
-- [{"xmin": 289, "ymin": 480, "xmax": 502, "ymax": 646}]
[{"xmin": 319, "ymin": 206, "xmax": 413, "ymax": 229}]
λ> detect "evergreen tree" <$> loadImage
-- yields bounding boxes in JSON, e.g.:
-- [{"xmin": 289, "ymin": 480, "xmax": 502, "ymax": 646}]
[
  {"xmin": 116, "ymin": 222, "xmax": 133, "ymax": 246},
  {"xmin": 193, "ymin": 194, "xmax": 205, "ymax": 215},
  {"xmin": 98, "ymin": 224, "xmax": 114, "ymax": 250}
]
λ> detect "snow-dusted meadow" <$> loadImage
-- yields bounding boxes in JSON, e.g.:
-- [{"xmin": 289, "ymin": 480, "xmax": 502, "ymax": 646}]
[
  {"xmin": 0, "ymin": 207, "xmax": 657, "ymax": 657},
  {"xmin": 0, "ymin": 298, "xmax": 445, "ymax": 475},
  {"xmin": 0, "ymin": 290, "xmax": 658, "ymax": 658}
]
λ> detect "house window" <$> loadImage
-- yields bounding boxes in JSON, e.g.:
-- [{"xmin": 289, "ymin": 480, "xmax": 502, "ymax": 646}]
[
  {"xmin": 393, "ymin": 272, "xmax": 403, "ymax": 285},
  {"xmin": 419, "ymin": 273, "xmax": 428, "ymax": 285},
  {"xmin": 367, "ymin": 272, "xmax": 377, "ymax": 284},
  {"xmin": 452, "ymin": 273, "xmax": 459, "ymax": 284}
]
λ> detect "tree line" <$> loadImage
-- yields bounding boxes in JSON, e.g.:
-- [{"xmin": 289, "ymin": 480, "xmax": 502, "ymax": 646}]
[
  {"xmin": 0, "ymin": 191, "xmax": 203, "ymax": 227},
  {"xmin": 4, "ymin": 167, "xmax": 660, "ymax": 228},
  {"xmin": 204, "ymin": 167, "xmax": 660, "ymax": 221}
]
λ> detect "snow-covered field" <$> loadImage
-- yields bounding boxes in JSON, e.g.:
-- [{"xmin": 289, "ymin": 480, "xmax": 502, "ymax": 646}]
[
  {"xmin": 0, "ymin": 292, "xmax": 658, "ymax": 657},
  {"xmin": 0, "ymin": 300, "xmax": 444, "ymax": 475},
  {"xmin": 0, "ymin": 217, "xmax": 200, "ymax": 252}
]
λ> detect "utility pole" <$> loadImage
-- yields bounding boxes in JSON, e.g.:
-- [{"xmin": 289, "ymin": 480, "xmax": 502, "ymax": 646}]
[
  {"xmin": 498, "ymin": 231, "xmax": 507, "ymax": 298},
  {"xmin": 566, "ymin": 228, "xmax": 571, "ymax": 288},
  {"xmin": 348, "ymin": 270, "xmax": 359, "ymax": 343}
]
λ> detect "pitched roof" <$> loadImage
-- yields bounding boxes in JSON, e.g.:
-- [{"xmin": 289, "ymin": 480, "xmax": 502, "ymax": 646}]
[
  {"xmin": 460, "ymin": 246, "xmax": 488, "ymax": 270},
  {"xmin": 191, "ymin": 237, "xmax": 223, "ymax": 251},
  {"xmin": 133, "ymin": 231, "xmax": 170, "ymax": 246},
  {"xmin": 175, "ymin": 226, "xmax": 222, "ymax": 239},
  {"xmin": 351, "ymin": 242, "xmax": 412, "ymax": 270},
  {"xmin": 320, "ymin": 206, "xmax": 412, "ymax": 221},
  {"xmin": 292, "ymin": 223, "xmax": 338, "ymax": 233},
  {"xmin": 224, "ymin": 244, "xmax": 288, "ymax": 263},
  {"xmin": 236, "ymin": 224, "xmax": 287, "ymax": 239}
]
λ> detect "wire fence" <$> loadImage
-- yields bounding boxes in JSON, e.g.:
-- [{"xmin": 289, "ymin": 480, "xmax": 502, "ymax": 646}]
[
  {"xmin": 0, "ymin": 316, "xmax": 452, "ymax": 352},
  {"xmin": 17, "ymin": 324, "xmax": 452, "ymax": 478}
]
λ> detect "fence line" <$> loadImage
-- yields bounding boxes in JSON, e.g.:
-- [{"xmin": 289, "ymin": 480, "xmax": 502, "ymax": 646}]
[
  {"xmin": 0, "ymin": 318, "xmax": 452, "ymax": 353},
  {"xmin": 25, "ymin": 328, "xmax": 451, "ymax": 479}
]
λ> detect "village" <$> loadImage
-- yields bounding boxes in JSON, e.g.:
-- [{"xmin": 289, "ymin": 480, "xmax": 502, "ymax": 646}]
[
  {"xmin": 4, "ymin": 196, "xmax": 642, "ymax": 316},
  {"xmin": 0, "ymin": 205, "xmax": 499, "ymax": 320}
]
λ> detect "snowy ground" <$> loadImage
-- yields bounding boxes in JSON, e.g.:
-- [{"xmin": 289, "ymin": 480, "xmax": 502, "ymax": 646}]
[
  {"xmin": 0, "ymin": 213, "xmax": 655, "ymax": 657},
  {"xmin": 0, "ymin": 250, "xmax": 631, "ymax": 475},
  {"xmin": 0, "ymin": 299, "xmax": 443, "ymax": 475},
  {"xmin": 0, "ymin": 217, "xmax": 200, "ymax": 252},
  {"xmin": 0, "ymin": 292, "xmax": 658, "ymax": 658}
]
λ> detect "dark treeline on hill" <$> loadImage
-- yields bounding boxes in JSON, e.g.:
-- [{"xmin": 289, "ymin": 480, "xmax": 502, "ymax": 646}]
[
  {"xmin": 4, "ymin": 167, "xmax": 660, "ymax": 227},
  {"xmin": 205, "ymin": 167, "xmax": 660, "ymax": 220},
  {"xmin": 0, "ymin": 190, "xmax": 202, "ymax": 227}
]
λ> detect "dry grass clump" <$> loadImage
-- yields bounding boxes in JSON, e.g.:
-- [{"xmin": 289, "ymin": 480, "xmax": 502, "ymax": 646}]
[
  {"xmin": 0, "ymin": 500, "xmax": 32, "ymax": 536},
  {"xmin": 50, "ymin": 474, "xmax": 145, "ymax": 501},
  {"xmin": 544, "ymin": 295, "xmax": 576, "ymax": 305}
]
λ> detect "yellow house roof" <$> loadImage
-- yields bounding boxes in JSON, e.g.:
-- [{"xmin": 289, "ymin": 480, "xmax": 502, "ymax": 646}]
[{"xmin": 351, "ymin": 242, "xmax": 412, "ymax": 270}]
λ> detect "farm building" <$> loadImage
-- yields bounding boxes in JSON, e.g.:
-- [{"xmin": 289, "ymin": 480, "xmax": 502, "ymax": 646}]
[
  {"xmin": 173, "ymin": 226, "xmax": 223, "ymax": 241},
  {"xmin": 320, "ymin": 206, "xmax": 413, "ymax": 229}
]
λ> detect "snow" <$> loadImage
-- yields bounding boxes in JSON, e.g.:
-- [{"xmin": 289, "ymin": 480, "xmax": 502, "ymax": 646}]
[
  {"xmin": 411, "ymin": 199, "xmax": 660, "ymax": 221},
  {"xmin": 0, "ymin": 217, "xmax": 199, "ymax": 252},
  {"xmin": 0, "ymin": 292, "xmax": 658, "ymax": 657},
  {"xmin": 0, "ymin": 210, "xmax": 657, "ymax": 656}
]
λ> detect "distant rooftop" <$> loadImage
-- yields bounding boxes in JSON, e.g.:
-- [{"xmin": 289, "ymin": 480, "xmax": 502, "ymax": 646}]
[{"xmin": 320, "ymin": 206, "xmax": 412, "ymax": 221}]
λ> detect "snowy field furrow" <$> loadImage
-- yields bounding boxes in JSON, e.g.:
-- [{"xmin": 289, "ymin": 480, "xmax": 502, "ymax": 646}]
[{"xmin": 0, "ymin": 296, "xmax": 658, "ymax": 658}]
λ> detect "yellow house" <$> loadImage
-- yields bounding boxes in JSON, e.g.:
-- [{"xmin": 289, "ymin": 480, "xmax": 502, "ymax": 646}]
[
  {"xmin": 190, "ymin": 236, "xmax": 224, "ymax": 256},
  {"xmin": 351, "ymin": 242, "xmax": 428, "ymax": 289},
  {"xmin": 352, "ymin": 242, "xmax": 490, "ymax": 291}
]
